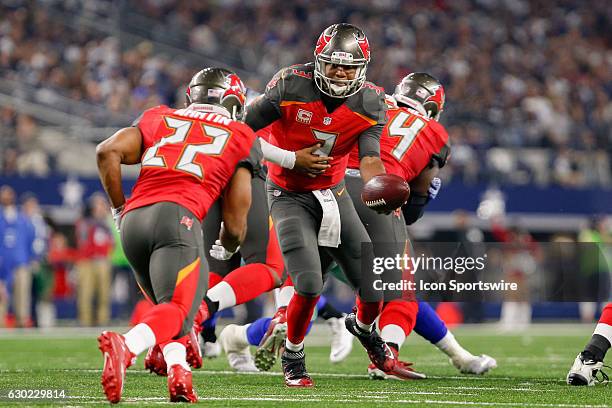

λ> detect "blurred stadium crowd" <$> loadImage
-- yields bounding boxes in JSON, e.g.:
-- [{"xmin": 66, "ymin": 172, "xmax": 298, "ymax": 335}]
[
  {"xmin": 0, "ymin": 0, "xmax": 610, "ymax": 186},
  {"xmin": 0, "ymin": 0, "xmax": 610, "ymax": 327}
]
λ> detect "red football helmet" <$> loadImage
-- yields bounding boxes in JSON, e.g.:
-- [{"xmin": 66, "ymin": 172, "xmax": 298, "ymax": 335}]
[
  {"xmin": 393, "ymin": 73, "xmax": 445, "ymax": 121},
  {"xmin": 186, "ymin": 68, "xmax": 247, "ymax": 121},
  {"xmin": 313, "ymin": 23, "xmax": 370, "ymax": 98}
]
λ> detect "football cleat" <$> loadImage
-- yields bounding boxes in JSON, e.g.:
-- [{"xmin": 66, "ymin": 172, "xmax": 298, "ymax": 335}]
[
  {"xmin": 254, "ymin": 307, "xmax": 287, "ymax": 371},
  {"xmin": 220, "ymin": 324, "xmax": 258, "ymax": 372},
  {"xmin": 167, "ymin": 364, "xmax": 198, "ymax": 403},
  {"xmin": 201, "ymin": 341, "xmax": 222, "ymax": 359},
  {"xmin": 98, "ymin": 331, "xmax": 136, "ymax": 404},
  {"xmin": 281, "ymin": 349, "xmax": 314, "ymax": 387},
  {"xmin": 145, "ymin": 325, "xmax": 203, "ymax": 377},
  {"xmin": 367, "ymin": 345, "xmax": 426, "ymax": 380},
  {"xmin": 567, "ymin": 353, "xmax": 608, "ymax": 386},
  {"xmin": 144, "ymin": 345, "xmax": 167, "ymax": 376},
  {"xmin": 345, "ymin": 312, "xmax": 395, "ymax": 372},
  {"xmin": 451, "ymin": 354, "xmax": 497, "ymax": 375},
  {"xmin": 328, "ymin": 315, "xmax": 353, "ymax": 363},
  {"xmin": 186, "ymin": 325, "xmax": 203, "ymax": 369}
]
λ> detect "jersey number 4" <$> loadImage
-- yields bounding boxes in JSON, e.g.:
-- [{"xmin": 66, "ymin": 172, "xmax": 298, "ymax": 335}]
[
  {"xmin": 389, "ymin": 112, "xmax": 426, "ymax": 161},
  {"xmin": 141, "ymin": 117, "xmax": 230, "ymax": 179}
]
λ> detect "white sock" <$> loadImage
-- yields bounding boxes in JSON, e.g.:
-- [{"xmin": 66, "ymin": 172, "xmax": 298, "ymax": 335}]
[
  {"xmin": 594, "ymin": 323, "xmax": 612, "ymax": 345},
  {"xmin": 238, "ymin": 324, "xmax": 250, "ymax": 348},
  {"xmin": 162, "ymin": 342, "xmax": 190, "ymax": 371},
  {"xmin": 276, "ymin": 286, "xmax": 294, "ymax": 309},
  {"xmin": 285, "ymin": 339, "xmax": 304, "ymax": 352},
  {"xmin": 124, "ymin": 323, "xmax": 156, "ymax": 355},
  {"xmin": 356, "ymin": 317, "xmax": 372, "ymax": 333},
  {"xmin": 207, "ymin": 281, "xmax": 237, "ymax": 312},
  {"xmin": 380, "ymin": 324, "xmax": 406, "ymax": 348},
  {"xmin": 435, "ymin": 331, "xmax": 473, "ymax": 362}
]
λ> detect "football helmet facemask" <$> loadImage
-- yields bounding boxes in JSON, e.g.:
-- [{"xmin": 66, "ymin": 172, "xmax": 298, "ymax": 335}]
[
  {"xmin": 393, "ymin": 73, "xmax": 445, "ymax": 121},
  {"xmin": 313, "ymin": 23, "xmax": 370, "ymax": 98},
  {"xmin": 186, "ymin": 67, "xmax": 247, "ymax": 121}
]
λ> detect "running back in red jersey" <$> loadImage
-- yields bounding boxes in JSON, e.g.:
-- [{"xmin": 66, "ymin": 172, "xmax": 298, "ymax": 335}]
[{"xmin": 124, "ymin": 105, "xmax": 257, "ymax": 220}]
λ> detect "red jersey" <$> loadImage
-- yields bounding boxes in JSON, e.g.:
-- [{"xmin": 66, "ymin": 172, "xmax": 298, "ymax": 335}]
[
  {"xmin": 124, "ymin": 105, "xmax": 257, "ymax": 220},
  {"xmin": 348, "ymin": 105, "xmax": 450, "ymax": 182},
  {"xmin": 264, "ymin": 63, "xmax": 387, "ymax": 192}
]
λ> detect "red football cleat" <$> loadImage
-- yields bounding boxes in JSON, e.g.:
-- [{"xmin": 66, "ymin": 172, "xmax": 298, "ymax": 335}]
[
  {"xmin": 344, "ymin": 312, "xmax": 395, "ymax": 372},
  {"xmin": 185, "ymin": 325, "xmax": 203, "ymax": 369},
  {"xmin": 98, "ymin": 331, "xmax": 135, "ymax": 404},
  {"xmin": 194, "ymin": 302, "xmax": 210, "ymax": 328},
  {"xmin": 367, "ymin": 346, "xmax": 426, "ymax": 380},
  {"xmin": 167, "ymin": 364, "xmax": 198, "ymax": 403},
  {"xmin": 254, "ymin": 307, "xmax": 287, "ymax": 371},
  {"xmin": 144, "ymin": 345, "xmax": 167, "ymax": 376}
]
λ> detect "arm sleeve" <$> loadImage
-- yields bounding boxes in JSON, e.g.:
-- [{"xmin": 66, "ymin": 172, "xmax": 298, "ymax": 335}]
[
  {"xmin": 259, "ymin": 138, "xmax": 296, "ymax": 169},
  {"xmin": 358, "ymin": 124, "xmax": 383, "ymax": 159},
  {"xmin": 402, "ymin": 193, "xmax": 429, "ymax": 225}
]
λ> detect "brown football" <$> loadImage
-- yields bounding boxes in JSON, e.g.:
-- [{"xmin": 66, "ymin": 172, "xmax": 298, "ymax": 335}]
[{"xmin": 361, "ymin": 174, "xmax": 410, "ymax": 213}]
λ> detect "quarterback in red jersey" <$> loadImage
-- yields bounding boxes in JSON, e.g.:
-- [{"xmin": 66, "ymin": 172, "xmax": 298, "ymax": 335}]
[
  {"xmin": 245, "ymin": 23, "xmax": 398, "ymax": 387},
  {"xmin": 95, "ymin": 67, "xmax": 257, "ymax": 403}
]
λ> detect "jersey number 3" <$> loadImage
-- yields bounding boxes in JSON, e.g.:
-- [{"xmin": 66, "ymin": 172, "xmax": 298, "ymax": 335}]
[
  {"xmin": 142, "ymin": 117, "xmax": 230, "ymax": 179},
  {"xmin": 389, "ymin": 112, "xmax": 426, "ymax": 161}
]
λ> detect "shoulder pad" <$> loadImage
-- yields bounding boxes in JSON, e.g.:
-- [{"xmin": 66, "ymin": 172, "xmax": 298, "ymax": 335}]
[
  {"xmin": 346, "ymin": 82, "xmax": 387, "ymax": 124},
  {"xmin": 265, "ymin": 64, "xmax": 317, "ymax": 104}
]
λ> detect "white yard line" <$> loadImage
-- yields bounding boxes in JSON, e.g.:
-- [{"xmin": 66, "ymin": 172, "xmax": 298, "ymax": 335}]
[{"xmin": 70, "ymin": 395, "xmax": 610, "ymax": 408}]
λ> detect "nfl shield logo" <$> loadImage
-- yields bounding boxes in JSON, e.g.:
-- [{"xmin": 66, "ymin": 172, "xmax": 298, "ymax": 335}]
[{"xmin": 323, "ymin": 117, "xmax": 332, "ymax": 125}]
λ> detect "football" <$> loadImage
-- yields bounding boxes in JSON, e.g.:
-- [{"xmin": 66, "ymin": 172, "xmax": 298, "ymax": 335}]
[{"xmin": 361, "ymin": 173, "xmax": 410, "ymax": 213}]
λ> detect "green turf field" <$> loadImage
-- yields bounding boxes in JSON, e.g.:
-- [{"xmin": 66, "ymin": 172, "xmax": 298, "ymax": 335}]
[{"xmin": 0, "ymin": 324, "xmax": 609, "ymax": 407}]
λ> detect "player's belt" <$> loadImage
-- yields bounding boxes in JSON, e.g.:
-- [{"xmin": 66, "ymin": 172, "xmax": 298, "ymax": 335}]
[{"xmin": 345, "ymin": 168, "xmax": 361, "ymax": 178}]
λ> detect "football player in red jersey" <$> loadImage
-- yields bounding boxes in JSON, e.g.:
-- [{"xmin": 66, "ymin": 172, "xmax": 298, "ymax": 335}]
[
  {"xmin": 346, "ymin": 73, "xmax": 495, "ymax": 379},
  {"xmin": 95, "ymin": 67, "xmax": 258, "ymax": 403},
  {"xmin": 244, "ymin": 23, "xmax": 401, "ymax": 387}
]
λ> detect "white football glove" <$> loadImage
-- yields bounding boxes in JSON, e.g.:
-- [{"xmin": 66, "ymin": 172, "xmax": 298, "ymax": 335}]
[
  {"xmin": 209, "ymin": 239, "xmax": 239, "ymax": 261},
  {"xmin": 111, "ymin": 205, "xmax": 124, "ymax": 233},
  {"xmin": 428, "ymin": 177, "xmax": 442, "ymax": 201}
]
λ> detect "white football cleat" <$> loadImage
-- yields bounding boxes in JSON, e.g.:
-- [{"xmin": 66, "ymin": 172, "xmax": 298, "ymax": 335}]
[
  {"xmin": 328, "ymin": 315, "xmax": 353, "ymax": 363},
  {"xmin": 219, "ymin": 324, "xmax": 258, "ymax": 372},
  {"xmin": 451, "ymin": 354, "xmax": 497, "ymax": 375},
  {"xmin": 201, "ymin": 340, "xmax": 222, "ymax": 359},
  {"xmin": 567, "ymin": 353, "xmax": 606, "ymax": 386}
]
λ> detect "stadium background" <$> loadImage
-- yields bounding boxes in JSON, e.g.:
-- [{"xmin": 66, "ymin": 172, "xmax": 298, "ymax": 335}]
[{"xmin": 0, "ymin": 0, "xmax": 610, "ymax": 328}]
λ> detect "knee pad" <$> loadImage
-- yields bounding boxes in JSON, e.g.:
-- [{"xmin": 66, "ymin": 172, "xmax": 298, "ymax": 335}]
[{"xmin": 293, "ymin": 272, "xmax": 323, "ymax": 297}]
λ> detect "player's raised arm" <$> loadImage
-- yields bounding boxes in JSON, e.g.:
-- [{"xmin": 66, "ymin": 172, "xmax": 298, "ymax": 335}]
[{"xmin": 96, "ymin": 126, "xmax": 142, "ymax": 211}]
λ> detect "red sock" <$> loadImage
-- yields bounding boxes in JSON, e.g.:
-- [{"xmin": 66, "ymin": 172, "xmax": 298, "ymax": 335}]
[
  {"xmin": 356, "ymin": 297, "xmax": 382, "ymax": 325},
  {"xmin": 224, "ymin": 263, "xmax": 281, "ymax": 305},
  {"xmin": 159, "ymin": 334, "xmax": 189, "ymax": 350},
  {"xmin": 286, "ymin": 293, "xmax": 319, "ymax": 345},
  {"xmin": 140, "ymin": 303, "xmax": 186, "ymax": 344},
  {"xmin": 600, "ymin": 303, "xmax": 612, "ymax": 326},
  {"xmin": 209, "ymin": 272, "xmax": 223, "ymax": 289},
  {"xmin": 379, "ymin": 300, "xmax": 418, "ymax": 336}
]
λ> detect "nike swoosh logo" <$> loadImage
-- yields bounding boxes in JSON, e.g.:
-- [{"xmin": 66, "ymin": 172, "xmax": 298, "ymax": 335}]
[{"xmin": 337, "ymin": 187, "xmax": 345, "ymax": 197}]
